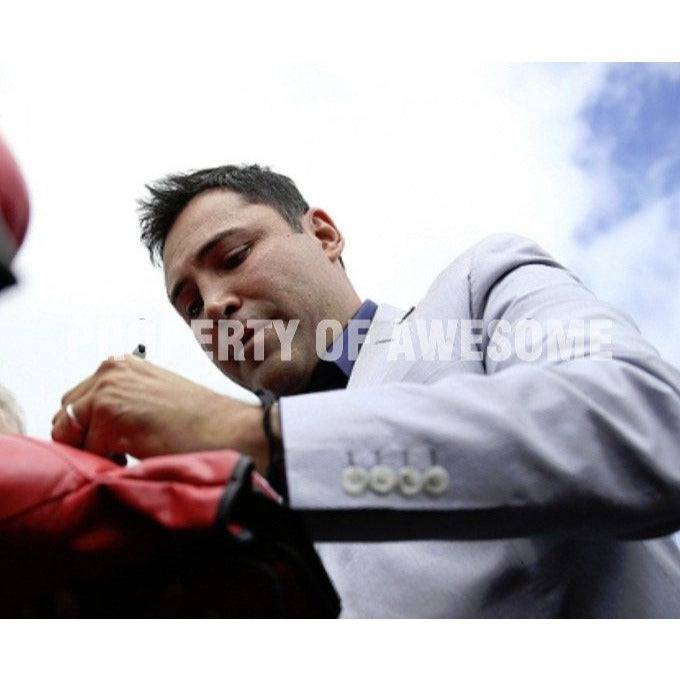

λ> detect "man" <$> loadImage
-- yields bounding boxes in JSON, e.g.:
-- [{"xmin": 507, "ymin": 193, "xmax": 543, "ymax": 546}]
[
  {"xmin": 52, "ymin": 165, "xmax": 680, "ymax": 617},
  {"xmin": 1, "ymin": 146, "xmax": 339, "ymax": 617}
]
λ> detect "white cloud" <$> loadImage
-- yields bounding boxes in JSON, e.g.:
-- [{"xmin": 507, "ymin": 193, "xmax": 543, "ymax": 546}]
[
  {"xmin": 564, "ymin": 64, "xmax": 680, "ymax": 366},
  {"xmin": 568, "ymin": 189, "xmax": 680, "ymax": 366}
]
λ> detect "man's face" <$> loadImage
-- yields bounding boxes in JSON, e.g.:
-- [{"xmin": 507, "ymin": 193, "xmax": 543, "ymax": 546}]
[{"xmin": 163, "ymin": 188, "xmax": 344, "ymax": 395}]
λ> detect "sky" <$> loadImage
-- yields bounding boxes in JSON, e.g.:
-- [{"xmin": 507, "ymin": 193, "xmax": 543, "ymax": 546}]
[
  {"xmin": 0, "ymin": 6, "xmax": 679, "ymax": 439},
  {"xmin": 571, "ymin": 63, "xmax": 680, "ymax": 366}
]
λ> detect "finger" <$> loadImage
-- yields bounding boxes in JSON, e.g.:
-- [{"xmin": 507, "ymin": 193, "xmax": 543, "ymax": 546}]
[
  {"xmin": 52, "ymin": 403, "xmax": 73, "ymax": 426},
  {"xmin": 51, "ymin": 397, "xmax": 91, "ymax": 448},
  {"xmin": 60, "ymin": 373, "xmax": 98, "ymax": 409},
  {"xmin": 82, "ymin": 413, "xmax": 123, "ymax": 459},
  {"xmin": 59, "ymin": 356, "xmax": 125, "ymax": 408},
  {"xmin": 55, "ymin": 373, "xmax": 100, "ymax": 426},
  {"xmin": 80, "ymin": 394, "xmax": 133, "ymax": 459}
]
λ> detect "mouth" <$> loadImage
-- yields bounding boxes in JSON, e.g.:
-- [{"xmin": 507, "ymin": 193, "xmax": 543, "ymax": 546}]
[
  {"xmin": 241, "ymin": 321, "xmax": 272, "ymax": 362},
  {"xmin": 241, "ymin": 329, "xmax": 255, "ymax": 359}
]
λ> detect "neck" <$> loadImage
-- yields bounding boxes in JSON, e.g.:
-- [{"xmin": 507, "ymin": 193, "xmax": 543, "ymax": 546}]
[{"xmin": 327, "ymin": 282, "xmax": 362, "ymax": 336}]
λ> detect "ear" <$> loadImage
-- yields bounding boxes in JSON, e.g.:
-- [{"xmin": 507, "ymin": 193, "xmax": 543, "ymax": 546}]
[{"xmin": 307, "ymin": 208, "xmax": 344, "ymax": 263}]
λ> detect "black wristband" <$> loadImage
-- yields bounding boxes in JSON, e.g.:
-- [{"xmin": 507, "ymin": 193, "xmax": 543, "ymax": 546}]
[{"xmin": 255, "ymin": 389, "xmax": 288, "ymax": 502}]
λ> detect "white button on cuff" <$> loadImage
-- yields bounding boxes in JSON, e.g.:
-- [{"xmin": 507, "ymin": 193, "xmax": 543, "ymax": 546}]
[
  {"xmin": 397, "ymin": 466, "xmax": 423, "ymax": 496},
  {"xmin": 423, "ymin": 465, "xmax": 450, "ymax": 496},
  {"xmin": 342, "ymin": 465, "xmax": 369, "ymax": 496},
  {"xmin": 369, "ymin": 465, "xmax": 397, "ymax": 494}
]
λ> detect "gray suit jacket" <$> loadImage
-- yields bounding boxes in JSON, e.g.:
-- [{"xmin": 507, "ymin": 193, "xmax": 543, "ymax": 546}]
[{"xmin": 279, "ymin": 233, "xmax": 680, "ymax": 617}]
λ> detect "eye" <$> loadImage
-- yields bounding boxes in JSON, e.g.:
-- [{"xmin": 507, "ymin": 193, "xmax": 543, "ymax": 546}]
[
  {"xmin": 222, "ymin": 244, "xmax": 251, "ymax": 270},
  {"xmin": 185, "ymin": 297, "xmax": 203, "ymax": 320}
]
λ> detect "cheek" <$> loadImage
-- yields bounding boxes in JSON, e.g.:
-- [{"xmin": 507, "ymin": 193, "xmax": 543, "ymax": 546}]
[
  {"xmin": 247, "ymin": 246, "xmax": 321, "ymax": 319},
  {"xmin": 246, "ymin": 269, "xmax": 299, "ymax": 316}
]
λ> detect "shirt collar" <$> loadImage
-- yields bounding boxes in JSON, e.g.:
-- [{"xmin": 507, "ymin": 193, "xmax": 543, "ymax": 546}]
[{"xmin": 327, "ymin": 299, "xmax": 378, "ymax": 378}]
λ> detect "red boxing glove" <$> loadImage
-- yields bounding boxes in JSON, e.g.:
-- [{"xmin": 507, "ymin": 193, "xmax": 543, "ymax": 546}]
[{"xmin": 0, "ymin": 435, "xmax": 341, "ymax": 617}]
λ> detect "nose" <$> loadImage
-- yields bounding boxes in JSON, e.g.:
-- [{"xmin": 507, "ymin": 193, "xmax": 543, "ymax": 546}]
[
  {"xmin": 202, "ymin": 282, "xmax": 241, "ymax": 322},
  {"xmin": 200, "ymin": 283, "xmax": 244, "ymax": 370}
]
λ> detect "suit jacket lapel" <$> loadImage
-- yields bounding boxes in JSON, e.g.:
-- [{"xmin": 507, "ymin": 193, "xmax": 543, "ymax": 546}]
[
  {"xmin": 381, "ymin": 312, "xmax": 423, "ymax": 386},
  {"xmin": 347, "ymin": 303, "xmax": 406, "ymax": 389}
]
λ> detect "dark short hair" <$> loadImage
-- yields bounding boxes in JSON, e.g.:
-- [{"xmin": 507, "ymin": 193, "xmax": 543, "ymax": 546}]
[{"xmin": 138, "ymin": 164, "xmax": 310, "ymax": 264}]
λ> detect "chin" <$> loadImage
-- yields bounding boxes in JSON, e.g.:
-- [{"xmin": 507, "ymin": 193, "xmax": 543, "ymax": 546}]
[{"xmin": 246, "ymin": 357, "xmax": 311, "ymax": 398}]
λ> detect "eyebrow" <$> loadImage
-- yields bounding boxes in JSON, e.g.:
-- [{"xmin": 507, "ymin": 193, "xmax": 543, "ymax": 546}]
[{"xmin": 169, "ymin": 227, "xmax": 247, "ymax": 307}]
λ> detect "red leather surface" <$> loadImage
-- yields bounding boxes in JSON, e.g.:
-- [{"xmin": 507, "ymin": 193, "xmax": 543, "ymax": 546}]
[
  {"xmin": 0, "ymin": 436, "xmax": 338, "ymax": 617},
  {"xmin": 0, "ymin": 434, "xmax": 277, "ymax": 546},
  {"xmin": 0, "ymin": 134, "xmax": 29, "ymax": 251}
]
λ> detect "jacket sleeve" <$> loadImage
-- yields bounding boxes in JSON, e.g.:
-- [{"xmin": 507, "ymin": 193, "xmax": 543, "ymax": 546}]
[{"xmin": 279, "ymin": 234, "xmax": 680, "ymax": 541}]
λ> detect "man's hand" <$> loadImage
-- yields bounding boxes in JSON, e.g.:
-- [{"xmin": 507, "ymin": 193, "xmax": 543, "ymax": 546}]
[{"xmin": 51, "ymin": 356, "xmax": 270, "ymax": 472}]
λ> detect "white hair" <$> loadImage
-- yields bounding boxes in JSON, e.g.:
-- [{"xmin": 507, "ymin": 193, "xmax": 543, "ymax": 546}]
[{"xmin": 0, "ymin": 384, "xmax": 25, "ymax": 435}]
